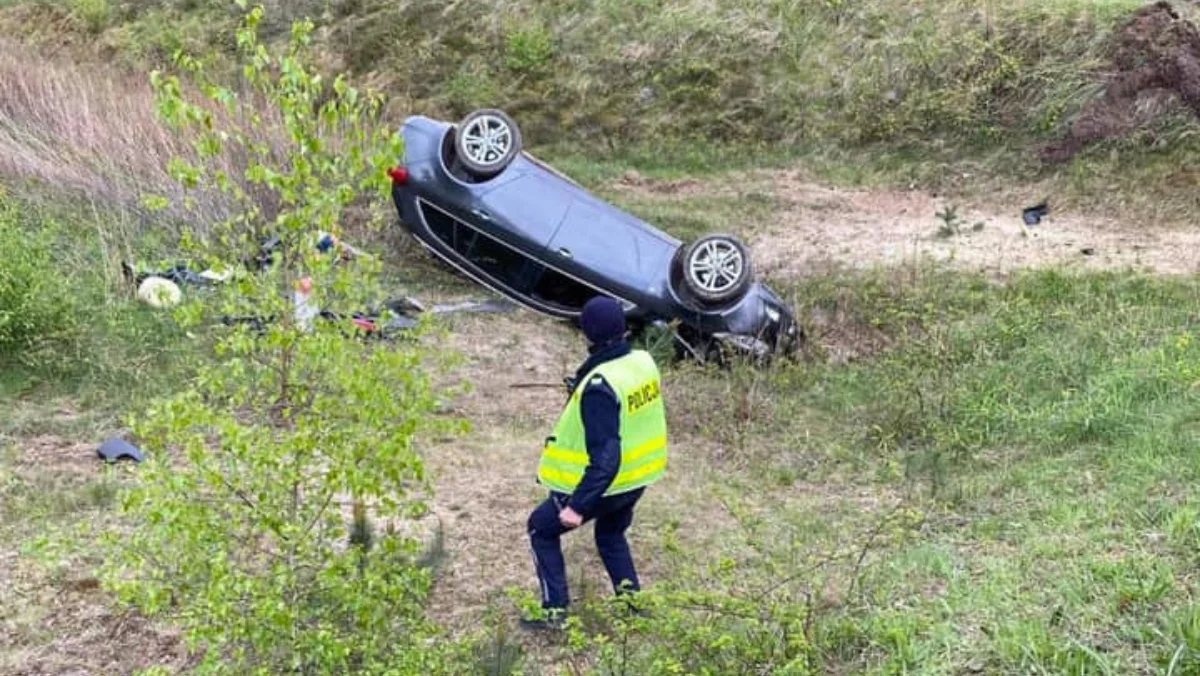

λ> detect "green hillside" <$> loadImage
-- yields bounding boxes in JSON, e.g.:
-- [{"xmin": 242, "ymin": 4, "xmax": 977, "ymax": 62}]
[{"xmin": 4, "ymin": 3, "xmax": 1196, "ymax": 155}]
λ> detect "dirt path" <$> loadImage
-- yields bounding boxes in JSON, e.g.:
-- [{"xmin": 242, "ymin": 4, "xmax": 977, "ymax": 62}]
[
  {"xmin": 416, "ymin": 310, "xmax": 741, "ymax": 634},
  {"xmin": 759, "ymin": 171, "xmax": 1200, "ymax": 277},
  {"xmin": 619, "ymin": 169, "xmax": 1200, "ymax": 278}
]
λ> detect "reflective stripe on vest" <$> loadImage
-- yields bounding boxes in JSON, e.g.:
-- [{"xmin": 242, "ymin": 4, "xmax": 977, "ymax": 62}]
[{"xmin": 537, "ymin": 349, "xmax": 668, "ymax": 496}]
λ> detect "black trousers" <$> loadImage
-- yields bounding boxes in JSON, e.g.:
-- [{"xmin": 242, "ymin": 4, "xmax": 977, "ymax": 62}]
[{"xmin": 527, "ymin": 487, "xmax": 645, "ymax": 610}]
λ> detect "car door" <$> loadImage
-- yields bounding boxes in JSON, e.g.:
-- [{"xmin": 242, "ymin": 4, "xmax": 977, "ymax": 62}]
[
  {"xmin": 546, "ymin": 197, "xmax": 674, "ymax": 297},
  {"xmin": 473, "ymin": 173, "xmax": 573, "ymax": 254}
]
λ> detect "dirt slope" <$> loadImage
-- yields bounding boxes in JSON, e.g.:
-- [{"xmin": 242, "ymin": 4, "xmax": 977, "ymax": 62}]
[{"xmin": 1043, "ymin": 1, "xmax": 1200, "ymax": 164}]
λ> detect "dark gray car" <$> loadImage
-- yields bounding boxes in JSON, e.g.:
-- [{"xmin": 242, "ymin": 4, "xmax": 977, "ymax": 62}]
[{"xmin": 387, "ymin": 108, "xmax": 802, "ymax": 360}]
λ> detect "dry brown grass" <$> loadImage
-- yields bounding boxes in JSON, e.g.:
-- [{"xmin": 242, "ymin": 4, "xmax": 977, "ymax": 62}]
[
  {"xmin": 0, "ymin": 40, "xmax": 204, "ymax": 228},
  {"xmin": 0, "ymin": 39, "xmax": 302, "ymax": 238}
]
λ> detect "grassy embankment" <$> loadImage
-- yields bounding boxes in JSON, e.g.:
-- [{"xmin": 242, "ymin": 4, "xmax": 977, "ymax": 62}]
[
  {"xmin": 8, "ymin": 0, "xmax": 1200, "ymax": 219},
  {"xmin": 6, "ymin": 0, "xmax": 1200, "ymax": 674}
]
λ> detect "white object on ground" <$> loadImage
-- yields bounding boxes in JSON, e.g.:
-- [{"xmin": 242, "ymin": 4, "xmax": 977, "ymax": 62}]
[
  {"xmin": 199, "ymin": 268, "xmax": 232, "ymax": 282},
  {"xmin": 137, "ymin": 277, "xmax": 182, "ymax": 308}
]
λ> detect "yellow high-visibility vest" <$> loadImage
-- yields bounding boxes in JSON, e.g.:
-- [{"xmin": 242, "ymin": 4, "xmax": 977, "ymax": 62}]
[{"xmin": 537, "ymin": 350, "xmax": 668, "ymax": 496}]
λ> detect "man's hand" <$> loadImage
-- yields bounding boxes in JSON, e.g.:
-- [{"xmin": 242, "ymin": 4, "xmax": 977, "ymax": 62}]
[{"xmin": 559, "ymin": 506, "xmax": 583, "ymax": 529}]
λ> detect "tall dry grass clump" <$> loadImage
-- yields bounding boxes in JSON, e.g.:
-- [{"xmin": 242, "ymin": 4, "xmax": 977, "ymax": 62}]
[{"xmin": 0, "ymin": 39, "xmax": 295, "ymax": 236}]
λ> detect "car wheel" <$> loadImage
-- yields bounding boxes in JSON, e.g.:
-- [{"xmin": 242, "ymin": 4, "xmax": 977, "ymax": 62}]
[
  {"xmin": 680, "ymin": 233, "xmax": 752, "ymax": 305},
  {"xmin": 454, "ymin": 108, "xmax": 522, "ymax": 179}
]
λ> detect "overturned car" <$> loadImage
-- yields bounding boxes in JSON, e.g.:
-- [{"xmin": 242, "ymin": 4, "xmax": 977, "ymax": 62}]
[{"xmin": 387, "ymin": 108, "xmax": 802, "ymax": 360}]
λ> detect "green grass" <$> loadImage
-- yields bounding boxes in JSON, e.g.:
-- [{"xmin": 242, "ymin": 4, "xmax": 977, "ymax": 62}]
[
  {"xmin": 8, "ymin": 176, "xmax": 1200, "ymax": 672},
  {"xmin": 7, "ymin": 0, "xmax": 1200, "ymax": 225},
  {"xmin": 6, "ymin": 1, "xmax": 1200, "ymax": 669},
  {"xmin": 0, "ymin": 185, "xmax": 204, "ymax": 436},
  {"xmin": 637, "ymin": 262, "xmax": 1200, "ymax": 673}
]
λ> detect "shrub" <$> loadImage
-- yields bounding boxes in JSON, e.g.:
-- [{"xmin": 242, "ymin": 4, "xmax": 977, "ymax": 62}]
[
  {"xmin": 70, "ymin": 0, "xmax": 110, "ymax": 34},
  {"xmin": 0, "ymin": 195, "xmax": 81, "ymax": 368},
  {"xmin": 573, "ymin": 587, "xmax": 816, "ymax": 675}
]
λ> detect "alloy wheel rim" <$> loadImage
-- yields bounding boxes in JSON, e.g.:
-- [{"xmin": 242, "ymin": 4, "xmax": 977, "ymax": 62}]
[
  {"xmin": 461, "ymin": 115, "xmax": 513, "ymax": 167},
  {"xmin": 688, "ymin": 240, "xmax": 744, "ymax": 293}
]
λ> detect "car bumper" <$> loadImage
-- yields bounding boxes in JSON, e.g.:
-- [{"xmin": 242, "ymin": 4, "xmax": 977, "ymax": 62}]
[{"xmin": 709, "ymin": 284, "xmax": 802, "ymax": 357}]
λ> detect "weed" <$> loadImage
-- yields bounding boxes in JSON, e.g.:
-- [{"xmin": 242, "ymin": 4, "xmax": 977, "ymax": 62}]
[
  {"xmin": 935, "ymin": 204, "xmax": 963, "ymax": 238},
  {"xmin": 69, "ymin": 0, "xmax": 108, "ymax": 33}
]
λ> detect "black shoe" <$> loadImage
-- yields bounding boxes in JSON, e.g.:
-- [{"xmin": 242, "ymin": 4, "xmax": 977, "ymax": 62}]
[{"xmin": 519, "ymin": 608, "xmax": 568, "ymax": 632}]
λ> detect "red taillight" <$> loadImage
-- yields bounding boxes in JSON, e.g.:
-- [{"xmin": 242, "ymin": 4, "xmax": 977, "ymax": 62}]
[{"xmin": 388, "ymin": 166, "xmax": 409, "ymax": 185}]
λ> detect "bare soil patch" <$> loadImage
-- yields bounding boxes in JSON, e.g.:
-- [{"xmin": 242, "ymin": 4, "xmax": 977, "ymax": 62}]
[
  {"xmin": 0, "ymin": 574, "xmax": 191, "ymax": 676},
  {"xmin": 614, "ymin": 169, "xmax": 705, "ymax": 196},
  {"xmin": 1042, "ymin": 1, "xmax": 1200, "ymax": 163},
  {"xmin": 1, "ymin": 436, "xmax": 191, "ymax": 676},
  {"xmin": 750, "ymin": 170, "xmax": 1200, "ymax": 279}
]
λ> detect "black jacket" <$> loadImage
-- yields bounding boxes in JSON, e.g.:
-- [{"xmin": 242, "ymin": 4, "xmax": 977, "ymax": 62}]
[{"xmin": 562, "ymin": 339, "xmax": 632, "ymax": 516}]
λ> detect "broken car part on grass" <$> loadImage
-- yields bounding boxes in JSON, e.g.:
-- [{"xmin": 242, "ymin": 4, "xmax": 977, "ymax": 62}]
[
  {"xmin": 97, "ymin": 437, "xmax": 145, "ymax": 463},
  {"xmin": 221, "ymin": 293, "xmax": 517, "ymax": 341},
  {"xmin": 1022, "ymin": 202, "xmax": 1049, "ymax": 226},
  {"xmin": 386, "ymin": 107, "xmax": 804, "ymax": 363},
  {"xmin": 123, "ymin": 231, "xmax": 517, "ymax": 340}
]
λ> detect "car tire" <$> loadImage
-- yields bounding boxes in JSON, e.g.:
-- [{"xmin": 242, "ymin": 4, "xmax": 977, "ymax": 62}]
[
  {"xmin": 454, "ymin": 108, "xmax": 522, "ymax": 179},
  {"xmin": 680, "ymin": 233, "xmax": 753, "ymax": 305}
]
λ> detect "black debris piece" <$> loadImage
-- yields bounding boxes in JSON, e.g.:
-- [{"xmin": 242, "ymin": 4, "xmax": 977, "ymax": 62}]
[
  {"xmin": 1023, "ymin": 202, "xmax": 1049, "ymax": 226},
  {"xmin": 97, "ymin": 437, "xmax": 146, "ymax": 464}
]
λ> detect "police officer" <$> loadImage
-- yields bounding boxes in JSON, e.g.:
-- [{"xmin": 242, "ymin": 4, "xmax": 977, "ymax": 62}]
[{"xmin": 521, "ymin": 296, "xmax": 669, "ymax": 631}]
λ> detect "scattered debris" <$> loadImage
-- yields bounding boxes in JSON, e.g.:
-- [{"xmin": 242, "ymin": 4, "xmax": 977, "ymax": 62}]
[
  {"xmin": 1023, "ymin": 202, "xmax": 1049, "ymax": 226},
  {"xmin": 220, "ymin": 293, "xmax": 515, "ymax": 341},
  {"xmin": 122, "ymin": 261, "xmax": 224, "ymax": 290},
  {"xmin": 96, "ymin": 437, "xmax": 145, "ymax": 463},
  {"xmin": 294, "ymin": 276, "xmax": 319, "ymax": 332},
  {"xmin": 334, "ymin": 309, "xmax": 420, "ymax": 336},
  {"xmin": 389, "ymin": 296, "xmax": 427, "ymax": 314},
  {"xmin": 314, "ymin": 231, "xmax": 365, "ymax": 259},
  {"xmin": 136, "ymin": 276, "xmax": 182, "ymax": 308},
  {"xmin": 125, "ymin": 230, "xmax": 362, "ymax": 307},
  {"xmin": 1081, "ymin": 247, "xmax": 1097, "ymax": 256}
]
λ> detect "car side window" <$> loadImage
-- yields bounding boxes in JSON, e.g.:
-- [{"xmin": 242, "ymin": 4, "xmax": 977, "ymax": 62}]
[
  {"xmin": 530, "ymin": 267, "xmax": 603, "ymax": 312},
  {"xmin": 417, "ymin": 199, "xmax": 544, "ymax": 294}
]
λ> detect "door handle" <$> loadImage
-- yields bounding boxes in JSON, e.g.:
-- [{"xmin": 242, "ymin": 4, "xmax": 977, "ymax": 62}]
[
  {"xmin": 471, "ymin": 209, "xmax": 492, "ymax": 221},
  {"xmin": 558, "ymin": 248, "xmax": 572, "ymax": 258}
]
